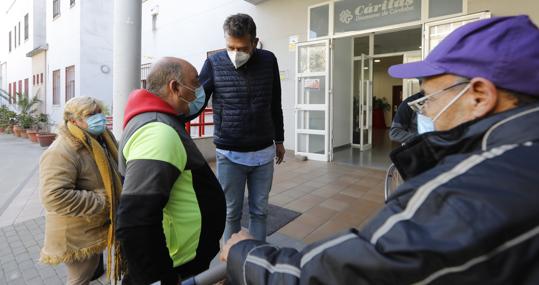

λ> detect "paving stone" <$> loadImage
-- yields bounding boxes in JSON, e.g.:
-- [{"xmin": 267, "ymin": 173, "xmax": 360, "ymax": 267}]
[
  {"xmin": 19, "ymin": 259, "xmax": 35, "ymax": 270},
  {"xmin": 38, "ymin": 267, "xmax": 57, "ymax": 279},
  {"xmin": 25, "ymin": 277, "xmax": 45, "ymax": 285},
  {"xmin": 5, "ymin": 269, "xmax": 22, "ymax": 282},
  {"xmin": 22, "ymin": 269, "xmax": 40, "ymax": 281},
  {"xmin": 15, "ymin": 253, "xmax": 31, "ymax": 263},
  {"xmin": 6, "ymin": 277, "xmax": 25, "ymax": 285},
  {"xmin": 3, "ymin": 261, "xmax": 18, "ymax": 271},
  {"xmin": 42, "ymin": 276, "xmax": 64, "ymax": 285}
]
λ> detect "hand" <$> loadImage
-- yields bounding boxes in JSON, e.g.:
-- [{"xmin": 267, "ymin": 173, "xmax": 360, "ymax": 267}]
[
  {"xmin": 220, "ymin": 230, "xmax": 254, "ymax": 262},
  {"xmin": 275, "ymin": 143, "xmax": 285, "ymax": 164}
]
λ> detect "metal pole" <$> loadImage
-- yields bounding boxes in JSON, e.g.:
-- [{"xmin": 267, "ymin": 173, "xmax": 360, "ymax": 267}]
[{"xmin": 112, "ymin": 0, "xmax": 142, "ymax": 137}]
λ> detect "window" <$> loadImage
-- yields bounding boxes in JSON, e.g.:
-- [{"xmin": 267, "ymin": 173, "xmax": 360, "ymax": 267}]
[
  {"xmin": 24, "ymin": 79, "xmax": 29, "ymax": 98},
  {"xmin": 14, "ymin": 26, "xmax": 16, "ymax": 48},
  {"xmin": 8, "ymin": 31, "xmax": 11, "ymax": 52},
  {"xmin": 40, "ymin": 73, "xmax": 43, "ymax": 84},
  {"xmin": 53, "ymin": 0, "xmax": 60, "ymax": 18},
  {"xmin": 8, "ymin": 83, "xmax": 11, "ymax": 103},
  {"xmin": 70, "ymin": 0, "xmax": 75, "ymax": 7},
  {"xmin": 18, "ymin": 80, "xmax": 22, "ymax": 98},
  {"xmin": 65, "ymin": 65, "xmax": 75, "ymax": 101},
  {"xmin": 309, "ymin": 4, "xmax": 329, "ymax": 39},
  {"xmin": 33, "ymin": 75, "xmax": 35, "ymax": 85},
  {"xmin": 429, "ymin": 0, "xmax": 463, "ymax": 19},
  {"xmin": 24, "ymin": 14, "xmax": 29, "ymax": 40},
  {"xmin": 53, "ymin": 69, "xmax": 60, "ymax": 105},
  {"xmin": 18, "ymin": 22, "xmax": 20, "ymax": 46}
]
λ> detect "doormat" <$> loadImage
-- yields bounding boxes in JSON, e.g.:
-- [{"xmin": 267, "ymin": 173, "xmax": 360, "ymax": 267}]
[{"xmin": 241, "ymin": 199, "xmax": 301, "ymax": 236}]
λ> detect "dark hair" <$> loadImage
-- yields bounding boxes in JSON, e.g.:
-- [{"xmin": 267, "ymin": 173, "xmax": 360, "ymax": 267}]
[{"xmin": 223, "ymin": 13, "xmax": 257, "ymax": 42}]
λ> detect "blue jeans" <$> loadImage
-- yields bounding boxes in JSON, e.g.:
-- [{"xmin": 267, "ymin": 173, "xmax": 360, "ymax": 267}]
[{"xmin": 216, "ymin": 153, "xmax": 274, "ymax": 242}]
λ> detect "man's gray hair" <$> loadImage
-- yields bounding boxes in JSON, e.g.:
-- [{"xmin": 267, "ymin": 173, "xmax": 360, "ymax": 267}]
[
  {"xmin": 146, "ymin": 60, "xmax": 183, "ymax": 97},
  {"xmin": 223, "ymin": 13, "xmax": 257, "ymax": 41}
]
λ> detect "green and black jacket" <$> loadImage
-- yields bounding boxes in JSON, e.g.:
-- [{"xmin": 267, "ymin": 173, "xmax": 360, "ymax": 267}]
[{"xmin": 116, "ymin": 89, "xmax": 225, "ymax": 285}]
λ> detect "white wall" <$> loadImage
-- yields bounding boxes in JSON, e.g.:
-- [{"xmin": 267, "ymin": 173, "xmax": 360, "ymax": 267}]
[
  {"xmin": 332, "ymin": 37, "xmax": 352, "ymax": 148},
  {"xmin": 373, "ymin": 56, "xmax": 403, "ymax": 127},
  {"xmin": 32, "ymin": 51, "xmax": 46, "ymax": 113},
  {"xmin": 468, "ymin": 0, "xmax": 539, "ymax": 25},
  {"xmin": 46, "ymin": 0, "xmax": 81, "ymax": 127},
  {"xmin": 0, "ymin": 63, "xmax": 6, "ymax": 93},
  {"xmin": 80, "ymin": 0, "xmax": 113, "ymax": 111},
  {"xmin": 32, "ymin": 0, "xmax": 46, "ymax": 48},
  {"xmin": 141, "ymin": 0, "xmax": 323, "ymax": 151},
  {"xmin": 3, "ymin": 0, "xmax": 33, "ymax": 98}
]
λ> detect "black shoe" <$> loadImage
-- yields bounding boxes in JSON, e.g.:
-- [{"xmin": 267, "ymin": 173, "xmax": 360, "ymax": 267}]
[{"xmin": 91, "ymin": 253, "xmax": 105, "ymax": 281}]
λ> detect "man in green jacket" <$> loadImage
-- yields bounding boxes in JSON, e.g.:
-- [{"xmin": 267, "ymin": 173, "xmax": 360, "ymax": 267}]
[{"xmin": 116, "ymin": 57, "xmax": 225, "ymax": 285}]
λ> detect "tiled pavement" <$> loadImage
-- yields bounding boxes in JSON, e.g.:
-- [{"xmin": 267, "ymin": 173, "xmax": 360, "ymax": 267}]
[
  {"xmin": 0, "ymin": 134, "xmax": 386, "ymax": 284},
  {"xmin": 269, "ymin": 158, "xmax": 386, "ymax": 243},
  {"xmin": 0, "ymin": 217, "xmax": 109, "ymax": 285}
]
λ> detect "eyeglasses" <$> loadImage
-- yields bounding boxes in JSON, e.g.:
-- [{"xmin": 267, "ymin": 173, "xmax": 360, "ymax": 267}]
[{"xmin": 408, "ymin": 81, "xmax": 470, "ymax": 115}]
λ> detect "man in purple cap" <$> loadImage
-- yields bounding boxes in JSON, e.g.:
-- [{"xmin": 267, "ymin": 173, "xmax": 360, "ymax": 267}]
[{"xmin": 219, "ymin": 15, "xmax": 539, "ymax": 284}]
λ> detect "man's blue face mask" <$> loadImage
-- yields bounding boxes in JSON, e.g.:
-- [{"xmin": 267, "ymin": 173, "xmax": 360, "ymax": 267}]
[
  {"xmin": 179, "ymin": 84, "xmax": 206, "ymax": 116},
  {"xmin": 189, "ymin": 87, "xmax": 206, "ymax": 115},
  {"xmin": 409, "ymin": 82, "xmax": 471, "ymax": 134},
  {"xmin": 417, "ymin": 113, "xmax": 435, "ymax": 134}
]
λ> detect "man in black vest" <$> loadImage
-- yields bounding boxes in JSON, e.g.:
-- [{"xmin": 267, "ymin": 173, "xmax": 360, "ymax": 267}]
[{"xmin": 198, "ymin": 13, "xmax": 285, "ymax": 242}]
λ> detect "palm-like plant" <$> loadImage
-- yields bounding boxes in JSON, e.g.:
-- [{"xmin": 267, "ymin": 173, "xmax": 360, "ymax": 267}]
[
  {"xmin": 0, "ymin": 105, "xmax": 17, "ymax": 129},
  {"xmin": 0, "ymin": 88, "xmax": 9, "ymax": 102},
  {"xmin": 15, "ymin": 93, "xmax": 41, "ymax": 114},
  {"xmin": 15, "ymin": 93, "xmax": 42, "ymax": 130}
]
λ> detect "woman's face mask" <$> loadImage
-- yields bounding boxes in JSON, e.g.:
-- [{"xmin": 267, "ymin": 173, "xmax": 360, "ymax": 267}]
[{"xmin": 85, "ymin": 113, "xmax": 107, "ymax": 135}]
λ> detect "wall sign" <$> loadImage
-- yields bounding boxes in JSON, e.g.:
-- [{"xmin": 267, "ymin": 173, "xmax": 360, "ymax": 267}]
[{"xmin": 334, "ymin": 0, "xmax": 421, "ymax": 33}]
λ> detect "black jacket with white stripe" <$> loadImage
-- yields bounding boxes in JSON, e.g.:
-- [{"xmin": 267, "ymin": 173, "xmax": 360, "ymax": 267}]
[{"xmin": 227, "ymin": 103, "xmax": 539, "ymax": 285}]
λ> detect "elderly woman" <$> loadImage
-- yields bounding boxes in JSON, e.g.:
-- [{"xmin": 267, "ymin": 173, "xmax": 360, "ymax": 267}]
[{"xmin": 39, "ymin": 97, "xmax": 122, "ymax": 285}]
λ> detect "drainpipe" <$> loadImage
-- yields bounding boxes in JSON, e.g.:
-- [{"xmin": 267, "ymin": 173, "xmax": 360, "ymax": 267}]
[{"xmin": 112, "ymin": 0, "xmax": 141, "ymax": 137}]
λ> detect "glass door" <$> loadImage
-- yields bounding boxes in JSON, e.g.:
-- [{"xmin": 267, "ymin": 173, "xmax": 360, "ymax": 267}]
[
  {"xmin": 358, "ymin": 53, "xmax": 373, "ymax": 151},
  {"xmin": 295, "ymin": 39, "xmax": 331, "ymax": 161}
]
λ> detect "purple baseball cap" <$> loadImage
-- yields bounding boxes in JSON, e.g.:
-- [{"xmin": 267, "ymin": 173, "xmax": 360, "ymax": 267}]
[{"xmin": 388, "ymin": 15, "xmax": 539, "ymax": 96}]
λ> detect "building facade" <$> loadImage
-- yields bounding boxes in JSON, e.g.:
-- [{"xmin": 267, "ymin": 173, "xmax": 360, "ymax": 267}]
[
  {"xmin": 45, "ymin": 0, "xmax": 113, "ymax": 128},
  {"xmin": 1, "ymin": 0, "xmax": 46, "ymax": 109},
  {"xmin": 140, "ymin": 0, "xmax": 539, "ymax": 163},
  {"xmin": 1, "ymin": 0, "xmax": 112, "ymax": 128}
]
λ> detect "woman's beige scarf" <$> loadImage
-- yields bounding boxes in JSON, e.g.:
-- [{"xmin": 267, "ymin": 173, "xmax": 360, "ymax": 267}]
[{"xmin": 67, "ymin": 122, "xmax": 123, "ymax": 283}]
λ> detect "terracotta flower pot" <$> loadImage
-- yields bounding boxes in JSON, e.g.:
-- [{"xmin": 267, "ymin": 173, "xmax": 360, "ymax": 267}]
[
  {"xmin": 0, "ymin": 127, "xmax": 4, "ymax": 133},
  {"xmin": 37, "ymin": 133, "xmax": 57, "ymax": 147},
  {"xmin": 20, "ymin": 130, "xmax": 29, "ymax": 139},
  {"xmin": 27, "ymin": 130, "xmax": 38, "ymax": 143},
  {"xmin": 13, "ymin": 126, "xmax": 22, "ymax": 137},
  {"xmin": 372, "ymin": 108, "xmax": 387, "ymax": 129}
]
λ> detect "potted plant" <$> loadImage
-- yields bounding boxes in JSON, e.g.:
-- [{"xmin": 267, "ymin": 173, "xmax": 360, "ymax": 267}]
[
  {"xmin": 0, "ymin": 105, "xmax": 12, "ymax": 133},
  {"xmin": 13, "ymin": 124, "xmax": 22, "ymax": 137},
  {"xmin": 26, "ymin": 115, "xmax": 39, "ymax": 143},
  {"xmin": 18, "ymin": 113, "xmax": 34, "ymax": 139},
  {"xmin": 0, "ymin": 89, "xmax": 17, "ymax": 134},
  {"xmin": 372, "ymin": 96, "xmax": 390, "ymax": 129},
  {"xmin": 36, "ymin": 114, "xmax": 56, "ymax": 147},
  {"xmin": 15, "ymin": 93, "xmax": 41, "ymax": 136}
]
